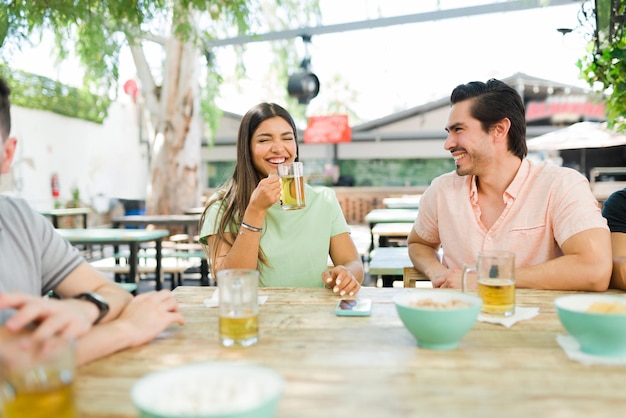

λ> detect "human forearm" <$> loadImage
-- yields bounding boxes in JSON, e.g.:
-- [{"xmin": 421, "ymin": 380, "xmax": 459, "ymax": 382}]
[
  {"xmin": 610, "ymin": 257, "xmax": 626, "ymax": 290},
  {"xmin": 516, "ymin": 255, "xmax": 610, "ymax": 291},
  {"xmin": 517, "ymin": 229, "xmax": 611, "ymax": 291},
  {"xmin": 76, "ymin": 319, "xmax": 136, "ymax": 365},
  {"xmin": 407, "ymin": 242, "xmax": 447, "ymax": 282},
  {"xmin": 89, "ymin": 282, "xmax": 133, "ymax": 323},
  {"xmin": 343, "ymin": 259, "xmax": 364, "ymax": 284},
  {"xmin": 76, "ymin": 290, "xmax": 184, "ymax": 366}
]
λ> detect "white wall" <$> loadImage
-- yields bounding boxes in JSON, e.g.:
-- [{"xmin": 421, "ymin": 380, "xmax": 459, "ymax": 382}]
[{"xmin": 2, "ymin": 100, "xmax": 147, "ymax": 210}]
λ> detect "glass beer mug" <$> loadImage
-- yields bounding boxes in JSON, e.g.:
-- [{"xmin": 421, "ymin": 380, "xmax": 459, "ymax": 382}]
[{"xmin": 462, "ymin": 250, "xmax": 515, "ymax": 317}]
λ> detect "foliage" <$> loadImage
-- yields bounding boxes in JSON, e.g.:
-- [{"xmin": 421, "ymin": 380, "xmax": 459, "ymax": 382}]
[
  {"xmin": 0, "ymin": 0, "xmax": 321, "ymax": 132},
  {"xmin": 578, "ymin": 0, "xmax": 626, "ymax": 132},
  {"xmin": 0, "ymin": 65, "xmax": 110, "ymax": 123}
]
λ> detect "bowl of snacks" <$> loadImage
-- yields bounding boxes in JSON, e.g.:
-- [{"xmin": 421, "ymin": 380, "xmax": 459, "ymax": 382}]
[
  {"xmin": 393, "ymin": 290, "xmax": 482, "ymax": 350},
  {"xmin": 555, "ymin": 294, "xmax": 626, "ymax": 357},
  {"xmin": 131, "ymin": 362, "xmax": 284, "ymax": 418}
]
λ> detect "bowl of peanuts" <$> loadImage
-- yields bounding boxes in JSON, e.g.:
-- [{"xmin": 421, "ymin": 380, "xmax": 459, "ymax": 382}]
[
  {"xmin": 555, "ymin": 294, "xmax": 626, "ymax": 357},
  {"xmin": 394, "ymin": 290, "xmax": 482, "ymax": 350}
]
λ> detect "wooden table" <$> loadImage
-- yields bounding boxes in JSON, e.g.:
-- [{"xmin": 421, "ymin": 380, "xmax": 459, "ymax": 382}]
[
  {"xmin": 75, "ymin": 287, "xmax": 626, "ymax": 418},
  {"xmin": 368, "ymin": 246, "xmax": 413, "ymax": 287},
  {"xmin": 56, "ymin": 229, "xmax": 170, "ymax": 290},
  {"xmin": 371, "ymin": 222, "xmax": 413, "ymax": 247},
  {"xmin": 40, "ymin": 207, "xmax": 91, "ymax": 228},
  {"xmin": 364, "ymin": 208, "xmax": 418, "ymax": 251},
  {"xmin": 112, "ymin": 214, "xmax": 201, "ymax": 235},
  {"xmin": 184, "ymin": 206, "xmax": 205, "ymax": 215}
]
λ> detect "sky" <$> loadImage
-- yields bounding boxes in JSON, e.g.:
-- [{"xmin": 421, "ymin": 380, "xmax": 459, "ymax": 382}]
[
  {"xmin": 9, "ymin": 0, "xmax": 594, "ymax": 123},
  {"xmin": 214, "ymin": 0, "xmax": 593, "ymax": 122}
]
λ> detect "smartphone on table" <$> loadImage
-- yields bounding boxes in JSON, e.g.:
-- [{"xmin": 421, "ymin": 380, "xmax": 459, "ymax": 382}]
[{"xmin": 335, "ymin": 298, "xmax": 372, "ymax": 317}]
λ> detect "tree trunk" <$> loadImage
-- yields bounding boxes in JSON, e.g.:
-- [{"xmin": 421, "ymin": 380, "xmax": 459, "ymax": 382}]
[{"xmin": 145, "ymin": 37, "xmax": 202, "ymax": 215}]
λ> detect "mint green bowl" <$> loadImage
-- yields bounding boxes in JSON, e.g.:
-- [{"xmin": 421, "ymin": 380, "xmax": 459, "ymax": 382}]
[
  {"xmin": 555, "ymin": 294, "xmax": 626, "ymax": 357},
  {"xmin": 394, "ymin": 290, "xmax": 482, "ymax": 350},
  {"xmin": 131, "ymin": 362, "xmax": 284, "ymax": 418}
]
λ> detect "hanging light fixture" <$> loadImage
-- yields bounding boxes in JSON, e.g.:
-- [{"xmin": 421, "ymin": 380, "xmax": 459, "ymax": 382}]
[{"xmin": 287, "ymin": 35, "xmax": 320, "ymax": 105}]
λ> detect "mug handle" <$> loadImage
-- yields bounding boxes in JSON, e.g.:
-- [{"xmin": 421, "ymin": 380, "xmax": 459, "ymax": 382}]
[{"xmin": 461, "ymin": 264, "xmax": 476, "ymax": 293}]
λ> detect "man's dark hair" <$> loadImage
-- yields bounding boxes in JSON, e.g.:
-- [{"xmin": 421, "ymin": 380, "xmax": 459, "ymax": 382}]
[
  {"xmin": 0, "ymin": 77, "xmax": 11, "ymax": 142},
  {"xmin": 450, "ymin": 78, "xmax": 527, "ymax": 159}
]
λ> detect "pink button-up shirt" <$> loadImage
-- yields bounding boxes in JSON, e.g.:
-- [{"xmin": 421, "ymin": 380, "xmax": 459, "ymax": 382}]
[{"xmin": 414, "ymin": 159, "xmax": 608, "ymax": 269}]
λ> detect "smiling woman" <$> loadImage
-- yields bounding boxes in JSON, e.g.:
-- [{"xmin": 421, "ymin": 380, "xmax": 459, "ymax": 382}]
[{"xmin": 198, "ymin": 102, "xmax": 364, "ymax": 293}]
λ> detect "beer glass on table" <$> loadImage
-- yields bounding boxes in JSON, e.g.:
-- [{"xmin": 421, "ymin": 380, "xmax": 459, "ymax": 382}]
[{"xmin": 462, "ymin": 250, "xmax": 515, "ymax": 317}]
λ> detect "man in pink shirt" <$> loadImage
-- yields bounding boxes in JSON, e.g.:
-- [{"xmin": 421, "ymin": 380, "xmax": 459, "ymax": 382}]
[{"xmin": 408, "ymin": 79, "xmax": 611, "ymax": 291}]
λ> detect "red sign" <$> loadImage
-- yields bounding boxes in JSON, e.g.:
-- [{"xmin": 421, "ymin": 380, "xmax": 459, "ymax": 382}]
[
  {"xmin": 304, "ymin": 115, "xmax": 352, "ymax": 144},
  {"xmin": 526, "ymin": 100, "xmax": 605, "ymax": 121}
]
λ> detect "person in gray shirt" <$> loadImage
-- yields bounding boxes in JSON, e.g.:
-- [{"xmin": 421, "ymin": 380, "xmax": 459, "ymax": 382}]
[{"xmin": 0, "ymin": 77, "xmax": 184, "ymax": 365}]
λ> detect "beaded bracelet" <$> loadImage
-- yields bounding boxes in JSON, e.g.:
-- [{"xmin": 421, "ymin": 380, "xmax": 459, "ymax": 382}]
[{"xmin": 241, "ymin": 222, "xmax": 262, "ymax": 233}]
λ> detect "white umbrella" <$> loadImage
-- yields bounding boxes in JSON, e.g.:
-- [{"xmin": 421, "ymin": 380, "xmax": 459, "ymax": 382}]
[{"xmin": 527, "ymin": 122, "xmax": 626, "ymax": 151}]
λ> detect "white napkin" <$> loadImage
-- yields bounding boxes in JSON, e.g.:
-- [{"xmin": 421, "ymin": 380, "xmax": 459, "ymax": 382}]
[
  {"xmin": 202, "ymin": 289, "xmax": 268, "ymax": 308},
  {"xmin": 556, "ymin": 334, "xmax": 626, "ymax": 366},
  {"xmin": 477, "ymin": 306, "xmax": 539, "ymax": 328}
]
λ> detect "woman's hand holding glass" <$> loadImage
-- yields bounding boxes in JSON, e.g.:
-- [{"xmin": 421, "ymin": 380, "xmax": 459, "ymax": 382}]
[
  {"xmin": 249, "ymin": 175, "xmax": 281, "ymax": 210},
  {"xmin": 323, "ymin": 266, "xmax": 361, "ymax": 297}
]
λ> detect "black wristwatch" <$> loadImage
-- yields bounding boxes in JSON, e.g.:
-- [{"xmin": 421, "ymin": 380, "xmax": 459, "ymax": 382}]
[{"xmin": 73, "ymin": 292, "xmax": 110, "ymax": 325}]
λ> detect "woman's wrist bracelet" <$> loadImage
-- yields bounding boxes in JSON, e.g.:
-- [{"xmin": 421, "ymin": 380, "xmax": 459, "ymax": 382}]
[{"xmin": 241, "ymin": 222, "xmax": 263, "ymax": 233}]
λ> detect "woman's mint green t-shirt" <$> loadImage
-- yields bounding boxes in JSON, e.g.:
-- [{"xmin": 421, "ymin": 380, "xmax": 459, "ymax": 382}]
[{"xmin": 200, "ymin": 185, "xmax": 350, "ymax": 287}]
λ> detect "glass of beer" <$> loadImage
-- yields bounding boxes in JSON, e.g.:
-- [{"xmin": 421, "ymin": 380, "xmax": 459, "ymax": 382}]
[
  {"xmin": 462, "ymin": 250, "xmax": 515, "ymax": 317},
  {"xmin": 0, "ymin": 331, "xmax": 77, "ymax": 418},
  {"xmin": 277, "ymin": 162, "xmax": 305, "ymax": 210},
  {"xmin": 218, "ymin": 269, "xmax": 260, "ymax": 347}
]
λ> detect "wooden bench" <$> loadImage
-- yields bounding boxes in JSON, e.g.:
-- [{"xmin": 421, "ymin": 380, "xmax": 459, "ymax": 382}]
[{"xmin": 402, "ymin": 267, "xmax": 432, "ymax": 288}]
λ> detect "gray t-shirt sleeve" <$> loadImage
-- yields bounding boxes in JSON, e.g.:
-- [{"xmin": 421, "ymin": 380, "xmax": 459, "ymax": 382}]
[{"xmin": 0, "ymin": 196, "xmax": 84, "ymax": 296}]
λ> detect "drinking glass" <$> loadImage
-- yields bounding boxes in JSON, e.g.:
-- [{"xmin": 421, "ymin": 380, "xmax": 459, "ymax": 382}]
[
  {"xmin": 277, "ymin": 162, "xmax": 305, "ymax": 210},
  {"xmin": 218, "ymin": 269, "xmax": 260, "ymax": 347},
  {"xmin": 0, "ymin": 331, "xmax": 77, "ymax": 418},
  {"xmin": 462, "ymin": 250, "xmax": 515, "ymax": 317}
]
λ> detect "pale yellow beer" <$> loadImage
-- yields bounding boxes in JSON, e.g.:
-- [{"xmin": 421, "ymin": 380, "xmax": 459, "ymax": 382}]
[
  {"xmin": 219, "ymin": 313, "xmax": 259, "ymax": 345},
  {"xmin": 280, "ymin": 175, "xmax": 305, "ymax": 210},
  {"xmin": 2, "ymin": 378, "xmax": 76, "ymax": 418},
  {"xmin": 217, "ymin": 269, "xmax": 260, "ymax": 347},
  {"xmin": 477, "ymin": 278, "xmax": 515, "ymax": 316}
]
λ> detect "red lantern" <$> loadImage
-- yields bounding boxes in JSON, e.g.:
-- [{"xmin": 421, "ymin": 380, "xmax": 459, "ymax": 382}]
[{"xmin": 123, "ymin": 79, "xmax": 139, "ymax": 102}]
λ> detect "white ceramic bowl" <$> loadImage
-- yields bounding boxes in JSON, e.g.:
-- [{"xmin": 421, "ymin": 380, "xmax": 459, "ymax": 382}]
[{"xmin": 131, "ymin": 362, "xmax": 284, "ymax": 418}]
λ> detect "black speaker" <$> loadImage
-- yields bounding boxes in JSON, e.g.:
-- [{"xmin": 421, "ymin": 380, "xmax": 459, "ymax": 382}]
[{"xmin": 287, "ymin": 71, "xmax": 320, "ymax": 104}]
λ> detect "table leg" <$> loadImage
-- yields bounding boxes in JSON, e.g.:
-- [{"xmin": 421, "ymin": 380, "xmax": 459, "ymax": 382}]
[
  {"xmin": 155, "ymin": 239, "xmax": 163, "ymax": 291},
  {"xmin": 200, "ymin": 259, "xmax": 210, "ymax": 286},
  {"xmin": 129, "ymin": 244, "xmax": 139, "ymax": 292},
  {"xmin": 369, "ymin": 222, "xmax": 375, "ymax": 252}
]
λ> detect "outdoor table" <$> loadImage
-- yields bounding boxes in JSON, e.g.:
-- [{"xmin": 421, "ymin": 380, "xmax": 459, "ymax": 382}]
[
  {"xmin": 40, "ymin": 207, "xmax": 91, "ymax": 228},
  {"xmin": 382, "ymin": 195, "xmax": 421, "ymax": 209},
  {"xmin": 111, "ymin": 215, "xmax": 208, "ymax": 285},
  {"xmin": 368, "ymin": 246, "xmax": 412, "ymax": 287},
  {"xmin": 56, "ymin": 228, "xmax": 170, "ymax": 290},
  {"xmin": 112, "ymin": 214, "xmax": 201, "ymax": 235},
  {"xmin": 184, "ymin": 206, "xmax": 205, "ymax": 215},
  {"xmin": 363, "ymin": 208, "xmax": 418, "ymax": 251},
  {"xmin": 75, "ymin": 286, "xmax": 626, "ymax": 418},
  {"xmin": 371, "ymin": 222, "xmax": 413, "ymax": 247}
]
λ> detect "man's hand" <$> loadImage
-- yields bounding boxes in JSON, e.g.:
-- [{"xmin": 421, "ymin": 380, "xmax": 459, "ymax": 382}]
[
  {"xmin": 113, "ymin": 290, "xmax": 185, "ymax": 348},
  {"xmin": 0, "ymin": 292, "xmax": 95, "ymax": 340}
]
